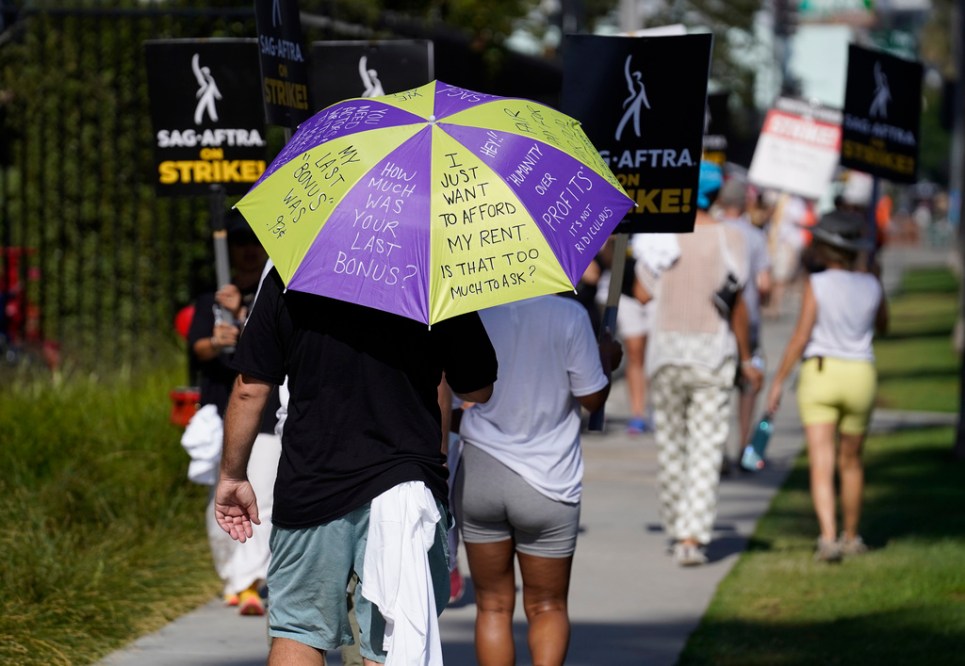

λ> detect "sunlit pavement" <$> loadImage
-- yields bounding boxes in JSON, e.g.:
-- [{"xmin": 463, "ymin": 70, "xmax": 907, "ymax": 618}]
[{"xmin": 99, "ymin": 243, "xmax": 954, "ymax": 666}]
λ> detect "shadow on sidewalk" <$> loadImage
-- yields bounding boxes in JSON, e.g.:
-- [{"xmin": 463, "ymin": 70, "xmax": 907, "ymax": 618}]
[{"xmin": 442, "ymin": 616, "xmax": 718, "ymax": 665}]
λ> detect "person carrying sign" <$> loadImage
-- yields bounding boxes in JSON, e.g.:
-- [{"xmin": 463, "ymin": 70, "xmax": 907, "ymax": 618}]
[{"xmin": 184, "ymin": 212, "xmax": 280, "ymax": 616}]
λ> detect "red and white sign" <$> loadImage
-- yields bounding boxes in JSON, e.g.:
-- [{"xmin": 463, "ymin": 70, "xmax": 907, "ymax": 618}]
[{"xmin": 748, "ymin": 98, "xmax": 842, "ymax": 200}]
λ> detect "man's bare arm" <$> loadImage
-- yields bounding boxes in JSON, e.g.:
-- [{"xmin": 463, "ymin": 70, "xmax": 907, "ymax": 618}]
[{"xmin": 216, "ymin": 374, "xmax": 272, "ymax": 542}]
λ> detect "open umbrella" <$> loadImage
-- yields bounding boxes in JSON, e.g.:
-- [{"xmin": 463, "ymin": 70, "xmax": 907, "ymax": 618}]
[{"xmin": 235, "ymin": 80, "xmax": 633, "ymax": 325}]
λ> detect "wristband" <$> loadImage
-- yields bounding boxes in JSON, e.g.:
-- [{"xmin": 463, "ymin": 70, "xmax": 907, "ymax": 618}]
[{"xmin": 742, "ymin": 357, "xmax": 764, "ymax": 371}]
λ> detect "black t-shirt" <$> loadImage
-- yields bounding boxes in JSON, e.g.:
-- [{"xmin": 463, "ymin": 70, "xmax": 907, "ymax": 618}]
[
  {"xmin": 187, "ymin": 288, "xmax": 280, "ymax": 434},
  {"xmin": 232, "ymin": 269, "xmax": 498, "ymax": 528}
]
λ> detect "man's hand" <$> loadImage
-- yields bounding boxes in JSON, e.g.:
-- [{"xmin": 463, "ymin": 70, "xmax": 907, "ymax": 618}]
[{"xmin": 215, "ymin": 476, "xmax": 261, "ymax": 543}]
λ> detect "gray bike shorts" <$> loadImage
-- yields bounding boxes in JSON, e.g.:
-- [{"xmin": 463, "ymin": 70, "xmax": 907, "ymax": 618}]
[{"xmin": 454, "ymin": 442, "xmax": 580, "ymax": 558}]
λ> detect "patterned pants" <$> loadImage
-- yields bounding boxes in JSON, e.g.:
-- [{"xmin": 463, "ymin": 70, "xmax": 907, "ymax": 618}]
[{"xmin": 651, "ymin": 361, "xmax": 735, "ymax": 545}]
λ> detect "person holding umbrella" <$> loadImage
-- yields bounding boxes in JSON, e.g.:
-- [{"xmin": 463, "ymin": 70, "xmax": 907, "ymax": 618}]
[
  {"xmin": 215, "ymin": 268, "xmax": 497, "ymax": 664},
  {"xmin": 214, "ymin": 80, "xmax": 632, "ymax": 663}
]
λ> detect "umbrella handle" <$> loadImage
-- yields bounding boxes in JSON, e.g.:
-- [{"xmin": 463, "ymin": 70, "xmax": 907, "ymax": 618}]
[{"xmin": 587, "ymin": 234, "xmax": 629, "ymax": 432}]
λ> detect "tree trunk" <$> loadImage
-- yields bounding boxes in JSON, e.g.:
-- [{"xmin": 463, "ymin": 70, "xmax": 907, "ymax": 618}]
[{"xmin": 953, "ymin": 2, "xmax": 965, "ymax": 459}]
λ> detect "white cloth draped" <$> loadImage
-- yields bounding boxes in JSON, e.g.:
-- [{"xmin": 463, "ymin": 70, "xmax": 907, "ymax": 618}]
[
  {"xmin": 362, "ymin": 482, "xmax": 443, "ymax": 666},
  {"xmin": 180, "ymin": 404, "xmax": 223, "ymax": 485}
]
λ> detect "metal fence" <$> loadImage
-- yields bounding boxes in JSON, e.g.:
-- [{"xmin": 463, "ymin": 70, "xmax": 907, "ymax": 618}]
[
  {"xmin": 0, "ymin": 1, "xmax": 562, "ymax": 376},
  {"xmin": 0, "ymin": 3, "xmax": 285, "ymax": 374}
]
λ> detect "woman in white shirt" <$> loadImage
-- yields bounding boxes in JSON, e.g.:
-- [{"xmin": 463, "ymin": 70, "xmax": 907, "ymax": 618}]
[
  {"xmin": 455, "ymin": 295, "xmax": 621, "ymax": 666},
  {"xmin": 766, "ymin": 210, "xmax": 889, "ymax": 562}
]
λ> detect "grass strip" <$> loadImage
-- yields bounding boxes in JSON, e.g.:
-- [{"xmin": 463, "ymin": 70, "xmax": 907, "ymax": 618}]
[
  {"xmin": 0, "ymin": 360, "xmax": 219, "ymax": 665},
  {"xmin": 680, "ymin": 265, "xmax": 965, "ymax": 665},
  {"xmin": 875, "ymin": 267, "xmax": 958, "ymax": 412}
]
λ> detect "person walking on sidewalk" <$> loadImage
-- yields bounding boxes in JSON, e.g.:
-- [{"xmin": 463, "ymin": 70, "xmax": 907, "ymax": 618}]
[
  {"xmin": 766, "ymin": 210, "xmax": 888, "ymax": 562},
  {"xmin": 633, "ymin": 161, "xmax": 762, "ymax": 567},
  {"xmin": 455, "ymin": 295, "xmax": 622, "ymax": 666},
  {"xmin": 214, "ymin": 266, "xmax": 497, "ymax": 665},
  {"xmin": 715, "ymin": 178, "xmax": 773, "ymax": 474},
  {"xmin": 184, "ymin": 212, "xmax": 280, "ymax": 617},
  {"xmin": 586, "ymin": 240, "xmax": 653, "ymax": 434}
]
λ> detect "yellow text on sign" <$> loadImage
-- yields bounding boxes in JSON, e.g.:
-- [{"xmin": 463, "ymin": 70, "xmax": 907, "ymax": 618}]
[
  {"xmin": 841, "ymin": 139, "xmax": 915, "ymax": 176},
  {"xmin": 624, "ymin": 188, "xmax": 694, "ymax": 214},
  {"xmin": 264, "ymin": 77, "xmax": 310, "ymax": 110},
  {"xmin": 158, "ymin": 160, "xmax": 266, "ymax": 184}
]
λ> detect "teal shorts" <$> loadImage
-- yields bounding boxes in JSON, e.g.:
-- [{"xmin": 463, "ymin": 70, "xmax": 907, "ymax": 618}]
[{"xmin": 267, "ymin": 500, "xmax": 450, "ymax": 661}]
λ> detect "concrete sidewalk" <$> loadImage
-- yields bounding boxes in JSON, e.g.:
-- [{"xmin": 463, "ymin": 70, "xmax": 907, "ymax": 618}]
[
  {"xmin": 99, "ymin": 244, "xmax": 954, "ymax": 666},
  {"xmin": 100, "ymin": 373, "xmax": 805, "ymax": 666}
]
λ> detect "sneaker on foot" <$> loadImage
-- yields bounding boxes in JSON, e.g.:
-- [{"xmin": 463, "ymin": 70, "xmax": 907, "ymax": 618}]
[
  {"xmin": 814, "ymin": 537, "xmax": 843, "ymax": 563},
  {"xmin": 839, "ymin": 534, "xmax": 868, "ymax": 556},
  {"xmin": 238, "ymin": 585, "xmax": 265, "ymax": 616},
  {"xmin": 673, "ymin": 542, "xmax": 708, "ymax": 567},
  {"xmin": 448, "ymin": 569, "xmax": 464, "ymax": 605},
  {"xmin": 627, "ymin": 417, "xmax": 650, "ymax": 435},
  {"xmin": 224, "ymin": 593, "xmax": 239, "ymax": 607}
]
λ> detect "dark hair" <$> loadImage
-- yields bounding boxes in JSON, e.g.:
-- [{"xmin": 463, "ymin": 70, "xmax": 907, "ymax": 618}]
[
  {"xmin": 811, "ymin": 238, "xmax": 857, "ymax": 269},
  {"xmin": 226, "ymin": 209, "xmax": 258, "ymax": 245}
]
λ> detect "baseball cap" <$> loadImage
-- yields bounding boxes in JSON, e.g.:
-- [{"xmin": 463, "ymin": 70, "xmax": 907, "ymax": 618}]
[{"xmin": 697, "ymin": 161, "xmax": 723, "ymax": 210}]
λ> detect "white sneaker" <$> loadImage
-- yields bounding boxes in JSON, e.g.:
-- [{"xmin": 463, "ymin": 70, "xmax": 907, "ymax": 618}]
[{"xmin": 673, "ymin": 542, "xmax": 708, "ymax": 567}]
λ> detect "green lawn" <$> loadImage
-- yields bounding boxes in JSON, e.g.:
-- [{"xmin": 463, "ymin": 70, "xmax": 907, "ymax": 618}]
[
  {"xmin": 680, "ymin": 266, "xmax": 965, "ymax": 665},
  {"xmin": 875, "ymin": 267, "xmax": 959, "ymax": 412}
]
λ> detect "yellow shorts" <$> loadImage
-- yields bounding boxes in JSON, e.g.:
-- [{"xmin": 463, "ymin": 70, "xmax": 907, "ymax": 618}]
[{"xmin": 796, "ymin": 357, "xmax": 877, "ymax": 434}]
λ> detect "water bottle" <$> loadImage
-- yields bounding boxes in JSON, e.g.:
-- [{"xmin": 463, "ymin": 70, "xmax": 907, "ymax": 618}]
[{"xmin": 740, "ymin": 412, "xmax": 773, "ymax": 472}]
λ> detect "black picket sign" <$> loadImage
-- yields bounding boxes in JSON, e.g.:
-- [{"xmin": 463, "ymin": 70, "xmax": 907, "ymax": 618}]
[
  {"xmin": 144, "ymin": 39, "xmax": 267, "ymax": 197},
  {"xmin": 310, "ymin": 40, "xmax": 434, "ymax": 111},
  {"xmin": 840, "ymin": 43, "xmax": 923, "ymax": 184},
  {"xmin": 562, "ymin": 33, "xmax": 713, "ymax": 234},
  {"xmin": 254, "ymin": 0, "xmax": 313, "ymax": 128}
]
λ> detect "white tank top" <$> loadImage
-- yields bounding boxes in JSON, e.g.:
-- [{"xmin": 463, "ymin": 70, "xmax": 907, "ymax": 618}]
[{"xmin": 804, "ymin": 269, "xmax": 882, "ymax": 362}]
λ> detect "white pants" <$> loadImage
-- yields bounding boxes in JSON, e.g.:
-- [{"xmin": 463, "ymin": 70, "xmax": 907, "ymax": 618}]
[
  {"xmin": 650, "ymin": 361, "xmax": 734, "ymax": 545},
  {"xmin": 206, "ymin": 432, "xmax": 281, "ymax": 595}
]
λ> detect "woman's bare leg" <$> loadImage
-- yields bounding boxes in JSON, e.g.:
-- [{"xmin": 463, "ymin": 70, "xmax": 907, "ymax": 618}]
[
  {"xmin": 838, "ymin": 432, "xmax": 866, "ymax": 540},
  {"xmin": 624, "ymin": 334, "xmax": 647, "ymax": 421},
  {"xmin": 517, "ymin": 552, "xmax": 573, "ymax": 666},
  {"xmin": 465, "ymin": 540, "xmax": 517, "ymax": 666},
  {"xmin": 805, "ymin": 423, "xmax": 839, "ymax": 542}
]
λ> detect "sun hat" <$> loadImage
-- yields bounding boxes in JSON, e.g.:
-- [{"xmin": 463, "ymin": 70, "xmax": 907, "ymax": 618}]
[
  {"xmin": 804, "ymin": 210, "xmax": 874, "ymax": 252},
  {"xmin": 697, "ymin": 160, "xmax": 723, "ymax": 210}
]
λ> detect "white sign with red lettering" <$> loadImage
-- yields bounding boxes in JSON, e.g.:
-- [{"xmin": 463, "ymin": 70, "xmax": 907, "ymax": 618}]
[{"xmin": 748, "ymin": 99, "xmax": 842, "ymax": 200}]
